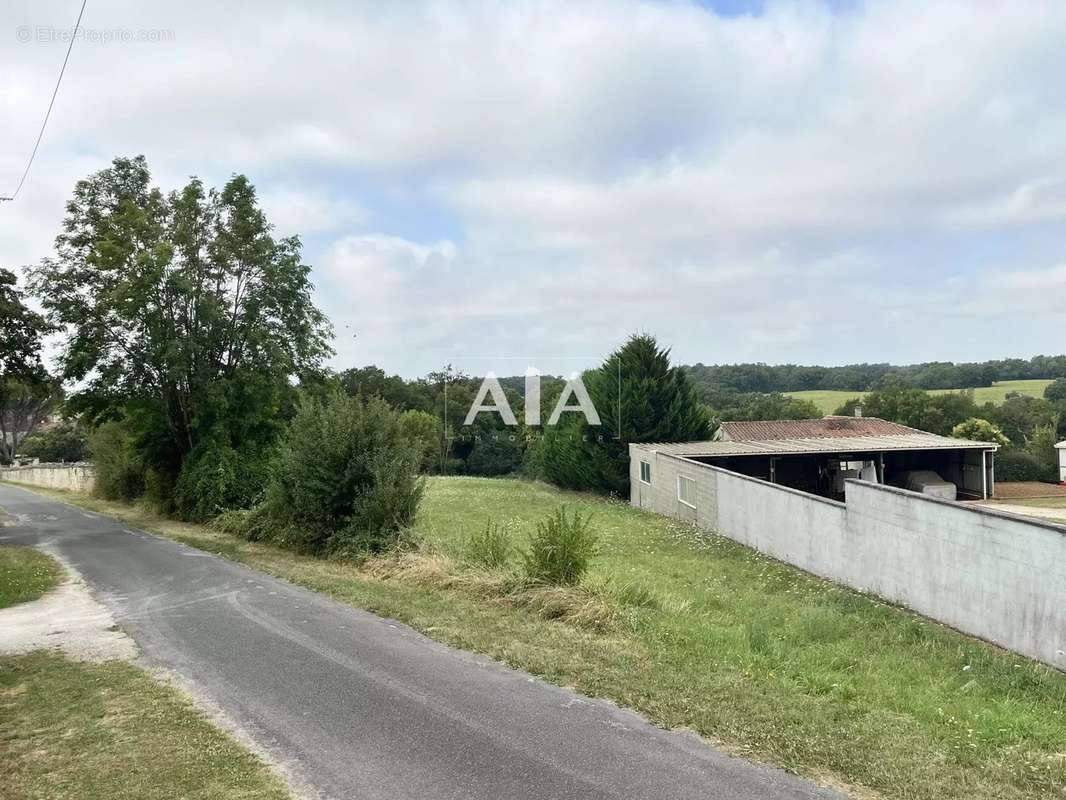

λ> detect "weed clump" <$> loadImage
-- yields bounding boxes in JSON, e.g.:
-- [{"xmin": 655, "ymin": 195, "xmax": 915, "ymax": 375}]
[{"xmin": 522, "ymin": 507, "xmax": 597, "ymax": 586}]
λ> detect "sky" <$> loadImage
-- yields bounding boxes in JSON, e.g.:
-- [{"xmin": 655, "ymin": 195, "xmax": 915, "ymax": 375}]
[{"xmin": 2, "ymin": 0, "xmax": 1065, "ymax": 379}]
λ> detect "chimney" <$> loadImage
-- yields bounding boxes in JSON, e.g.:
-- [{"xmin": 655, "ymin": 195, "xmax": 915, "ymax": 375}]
[{"xmin": 853, "ymin": 403, "xmax": 863, "ymax": 418}]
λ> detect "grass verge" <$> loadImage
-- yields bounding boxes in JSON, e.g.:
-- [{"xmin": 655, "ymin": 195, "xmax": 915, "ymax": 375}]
[
  {"xmin": 10, "ymin": 478, "xmax": 1066, "ymax": 800},
  {"xmin": 0, "ymin": 546, "xmax": 62, "ymax": 609},
  {"xmin": 0, "ymin": 651, "xmax": 291, "ymax": 800}
]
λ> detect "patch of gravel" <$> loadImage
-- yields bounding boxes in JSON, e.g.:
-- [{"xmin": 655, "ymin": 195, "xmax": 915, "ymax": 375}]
[{"xmin": 0, "ymin": 547, "xmax": 137, "ymax": 662}]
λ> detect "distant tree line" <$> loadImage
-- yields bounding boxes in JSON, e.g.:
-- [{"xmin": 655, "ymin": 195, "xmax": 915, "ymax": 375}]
[
  {"xmin": 684, "ymin": 356, "xmax": 1066, "ymax": 395},
  {"xmin": 832, "ymin": 378, "xmax": 1066, "ymax": 483}
]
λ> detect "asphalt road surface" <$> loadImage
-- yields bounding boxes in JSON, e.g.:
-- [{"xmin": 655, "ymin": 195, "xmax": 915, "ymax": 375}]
[{"xmin": 0, "ymin": 483, "xmax": 844, "ymax": 800}]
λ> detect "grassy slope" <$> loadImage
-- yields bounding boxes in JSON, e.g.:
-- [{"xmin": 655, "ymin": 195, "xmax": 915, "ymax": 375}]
[
  {"xmin": 786, "ymin": 379, "xmax": 1053, "ymax": 415},
  {"xmin": 12, "ymin": 479, "xmax": 1066, "ymax": 800},
  {"xmin": 0, "ymin": 547, "xmax": 62, "ymax": 608},
  {"xmin": 0, "ymin": 519, "xmax": 290, "ymax": 800}
]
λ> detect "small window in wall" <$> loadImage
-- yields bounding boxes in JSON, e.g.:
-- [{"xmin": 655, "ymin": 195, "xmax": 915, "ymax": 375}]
[
  {"xmin": 639, "ymin": 460, "xmax": 652, "ymax": 484},
  {"xmin": 677, "ymin": 474, "xmax": 697, "ymax": 508}
]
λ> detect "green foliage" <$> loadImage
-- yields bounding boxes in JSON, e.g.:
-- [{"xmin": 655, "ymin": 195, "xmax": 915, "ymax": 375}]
[
  {"xmin": 258, "ymin": 393, "xmax": 424, "ymax": 556},
  {"xmin": 463, "ymin": 429, "xmax": 526, "ymax": 476},
  {"xmin": 1043, "ymin": 378, "xmax": 1066, "ymax": 404},
  {"xmin": 29, "ymin": 156, "xmax": 332, "ymax": 509},
  {"xmin": 538, "ymin": 334, "xmax": 713, "ymax": 495},
  {"xmin": 399, "ymin": 409, "xmax": 443, "ymax": 473},
  {"xmin": 988, "ymin": 394, "xmax": 1058, "ymax": 446},
  {"xmin": 210, "ymin": 508, "xmax": 259, "ymax": 539},
  {"xmin": 847, "ymin": 378, "xmax": 978, "ymax": 435},
  {"xmin": 88, "ymin": 422, "xmax": 145, "ymax": 501},
  {"xmin": 1024, "ymin": 424, "xmax": 1060, "ymax": 479},
  {"xmin": 19, "ymin": 421, "xmax": 90, "ymax": 463},
  {"xmin": 951, "ymin": 418, "xmax": 1010, "ymax": 447},
  {"xmin": 0, "ymin": 268, "xmax": 51, "ymax": 382},
  {"xmin": 684, "ymin": 355, "xmax": 1066, "ymax": 395},
  {"xmin": 172, "ymin": 441, "xmax": 269, "ymax": 522},
  {"xmin": 0, "ymin": 268, "xmax": 59, "ymax": 463},
  {"xmin": 705, "ymin": 390, "xmax": 822, "ymax": 422},
  {"xmin": 994, "ymin": 451, "xmax": 1055, "ymax": 483},
  {"xmin": 523, "ymin": 507, "xmax": 597, "ymax": 586},
  {"xmin": 0, "ymin": 379, "xmax": 62, "ymax": 464},
  {"xmin": 464, "ymin": 519, "xmax": 511, "ymax": 568}
]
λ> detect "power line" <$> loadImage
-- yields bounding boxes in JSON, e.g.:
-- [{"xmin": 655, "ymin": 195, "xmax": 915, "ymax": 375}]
[{"xmin": 1, "ymin": 0, "xmax": 88, "ymax": 203}]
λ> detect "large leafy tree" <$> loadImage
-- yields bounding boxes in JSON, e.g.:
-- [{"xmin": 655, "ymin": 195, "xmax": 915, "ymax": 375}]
[
  {"xmin": 29, "ymin": 156, "xmax": 333, "ymax": 501},
  {"xmin": 0, "ymin": 268, "xmax": 59, "ymax": 463}
]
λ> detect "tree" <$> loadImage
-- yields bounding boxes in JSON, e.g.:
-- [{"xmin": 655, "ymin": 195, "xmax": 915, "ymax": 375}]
[
  {"xmin": 951, "ymin": 418, "xmax": 1010, "ymax": 447},
  {"xmin": 846, "ymin": 378, "xmax": 978, "ymax": 435},
  {"xmin": 0, "ymin": 268, "xmax": 50, "ymax": 380},
  {"xmin": 0, "ymin": 380, "xmax": 60, "ymax": 463},
  {"xmin": 19, "ymin": 420, "xmax": 90, "ymax": 463},
  {"xmin": 29, "ymin": 156, "xmax": 333, "ymax": 508},
  {"xmin": 1044, "ymin": 378, "xmax": 1066, "ymax": 404},
  {"xmin": 539, "ymin": 334, "xmax": 714, "ymax": 495},
  {"xmin": 1025, "ymin": 424, "xmax": 1060, "ymax": 480},
  {"xmin": 706, "ymin": 390, "xmax": 822, "ymax": 422},
  {"xmin": 0, "ymin": 268, "xmax": 58, "ymax": 463},
  {"xmin": 399, "ymin": 409, "xmax": 444, "ymax": 473}
]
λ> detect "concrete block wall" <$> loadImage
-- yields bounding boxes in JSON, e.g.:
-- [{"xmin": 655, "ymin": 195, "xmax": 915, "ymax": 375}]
[
  {"xmin": 630, "ymin": 444, "xmax": 1066, "ymax": 669},
  {"xmin": 0, "ymin": 463, "xmax": 95, "ymax": 493}
]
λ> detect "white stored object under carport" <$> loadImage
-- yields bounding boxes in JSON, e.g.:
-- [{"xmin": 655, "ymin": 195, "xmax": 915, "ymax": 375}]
[{"xmin": 895, "ymin": 470, "xmax": 957, "ymax": 501}]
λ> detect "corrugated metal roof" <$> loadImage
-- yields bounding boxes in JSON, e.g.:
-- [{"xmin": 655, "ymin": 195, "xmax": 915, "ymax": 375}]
[
  {"xmin": 641, "ymin": 433, "xmax": 995, "ymax": 458},
  {"xmin": 720, "ymin": 417, "xmax": 922, "ymax": 441},
  {"xmin": 637, "ymin": 416, "xmax": 997, "ymax": 458}
]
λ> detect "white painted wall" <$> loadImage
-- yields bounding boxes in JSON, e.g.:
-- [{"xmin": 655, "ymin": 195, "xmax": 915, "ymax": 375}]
[
  {"xmin": 631, "ymin": 445, "xmax": 1066, "ymax": 670},
  {"xmin": 1057, "ymin": 442, "xmax": 1066, "ymax": 483},
  {"xmin": 0, "ymin": 464, "xmax": 95, "ymax": 493}
]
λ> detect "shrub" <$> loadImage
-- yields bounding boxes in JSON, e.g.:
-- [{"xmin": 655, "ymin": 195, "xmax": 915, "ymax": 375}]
[
  {"xmin": 19, "ymin": 421, "xmax": 90, "ymax": 462},
  {"xmin": 259, "ymin": 393, "xmax": 424, "ymax": 556},
  {"xmin": 464, "ymin": 519, "xmax": 511, "ymax": 568},
  {"xmin": 522, "ymin": 507, "xmax": 597, "ymax": 586},
  {"xmin": 88, "ymin": 421, "xmax": 145, "ymax": 501},
  {"xmin": 173, "ymin": 441, "xmax": 269, "ymax": 522},
  {"xmin": 210, "ymin": 508, "xmax": 267, "ymax": 540},
  {"xmin": 995, "ymin": 450, "xmax": 1056, "ymax": 482}
]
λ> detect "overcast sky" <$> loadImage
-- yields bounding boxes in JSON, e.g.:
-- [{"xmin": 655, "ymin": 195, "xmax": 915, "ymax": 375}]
[{"xmin": 3, "ymin": 0, "xmax": 1065, "ymax": 378}]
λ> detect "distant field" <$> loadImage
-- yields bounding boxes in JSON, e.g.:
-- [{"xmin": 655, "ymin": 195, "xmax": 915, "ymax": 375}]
[{"xmin": 787, "ymin": 379, "xmax": 1054, "ymax": 415}]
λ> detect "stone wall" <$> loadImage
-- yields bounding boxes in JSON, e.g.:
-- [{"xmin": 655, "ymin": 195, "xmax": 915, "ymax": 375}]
[{"xmin": 0, "ymin": 463, "xmax": 96, "ymax": 493}]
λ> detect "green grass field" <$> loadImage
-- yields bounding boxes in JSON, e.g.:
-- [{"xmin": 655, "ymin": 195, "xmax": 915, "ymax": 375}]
[
  {"xmin": 787, "ymin": 379, "xmax": 1053, "ymax": 415},
  {"xmin": 23, "ymin": 478, "xmax": 1066, "ymax": 800}
]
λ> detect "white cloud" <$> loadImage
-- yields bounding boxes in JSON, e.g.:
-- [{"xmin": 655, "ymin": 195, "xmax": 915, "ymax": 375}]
[
  {"xmin": 258, "ymin": 188, "xmax": 366, "ymax": 236},
  {"xmin": 4, "ymin": 0, "xmax": 1066, "ymax": 375}
]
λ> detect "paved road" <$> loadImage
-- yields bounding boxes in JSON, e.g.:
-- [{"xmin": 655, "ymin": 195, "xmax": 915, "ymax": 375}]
[{"xmin": 0, "ymin": 483, "xmax": 843, "ymax": 800}]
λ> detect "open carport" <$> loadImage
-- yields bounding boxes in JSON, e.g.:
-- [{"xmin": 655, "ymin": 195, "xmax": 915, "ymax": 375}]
[{"xmin": 646, "ymin": 416, "xmax": 997, "ymax": 500}]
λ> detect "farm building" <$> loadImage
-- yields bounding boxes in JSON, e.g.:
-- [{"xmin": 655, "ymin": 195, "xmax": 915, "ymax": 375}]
[{"xmin": 632, "ymin": 415, "xmax": 998, "ymax": 503}]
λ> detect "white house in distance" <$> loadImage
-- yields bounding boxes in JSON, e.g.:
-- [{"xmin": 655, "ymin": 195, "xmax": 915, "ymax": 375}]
[{"xmin": 1056, "ymin": 440, "xmax": 1066, "ymax": 483}]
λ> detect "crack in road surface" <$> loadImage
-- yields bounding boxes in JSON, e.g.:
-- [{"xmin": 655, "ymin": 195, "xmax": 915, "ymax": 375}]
[{"xmin": 0, "ymin": 483, "xmax": 846, "ymax": 800}]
